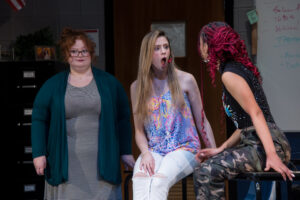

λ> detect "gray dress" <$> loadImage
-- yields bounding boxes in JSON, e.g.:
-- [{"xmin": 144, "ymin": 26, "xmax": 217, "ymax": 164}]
[{"xmin": 44, "ymin": 78, "xmax": 122, "ymax": 200}]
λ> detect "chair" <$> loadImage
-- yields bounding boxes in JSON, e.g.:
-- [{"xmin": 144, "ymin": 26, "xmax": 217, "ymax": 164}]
[
  {"xmin": 124, "ymin": 131, "xmax": 300, "ymax": 200},
  {"xmin": 233, "ymin": 160, "xmax": 300, "ymax": 200},
  {"xmin": 124, "ymin": 168, "xmax": 300, "ymax": 200},
  {"xmin": 232, "ymin": 132, "xmax": 300, "ymax": 200}
]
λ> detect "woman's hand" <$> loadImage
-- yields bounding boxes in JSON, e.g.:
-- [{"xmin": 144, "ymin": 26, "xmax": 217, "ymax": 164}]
[
  {"xmin": 121, "ymin": 154, "xmax": 136, "ymax": 170},
  {"xmin": 140, "ymin": 151, "xmax": 155, "ymax": 176},
  {"xmin": 33, "ymin": 156, "xmax": 46, "ymax": 176},
  {"xmin": 195, "ymin": 147, "xmax": 223, "ymax": 163},
  {"xmin": 265, "ymin": 152, "xmax": 294, "ymax": 181}
]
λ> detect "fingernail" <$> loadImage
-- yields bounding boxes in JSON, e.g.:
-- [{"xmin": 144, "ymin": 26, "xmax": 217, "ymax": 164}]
[{"xmin": 292, "ymin": 174, "xmax": 295, "ymax": 177}]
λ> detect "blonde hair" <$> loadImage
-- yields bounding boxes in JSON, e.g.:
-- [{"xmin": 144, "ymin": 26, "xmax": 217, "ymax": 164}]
[{"xmin": 134, "ymin": 30, "xmax": 185, "ymax": 121}]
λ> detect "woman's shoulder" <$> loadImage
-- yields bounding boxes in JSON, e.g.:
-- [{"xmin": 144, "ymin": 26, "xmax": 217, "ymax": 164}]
[
  {"xmin": 221, "ymin": 61, "xmax": 252, "ymax": 79},
  {"xmin": 34, "ymin": 71, "xmax": 67, "ymax": 101},
  {"xmin": 221, "ymin": 62, "xmax": 253, "ymax": 86},
  {"xmin": 221, "ymin": 61, "xmax": 245, "ymax": 73},
  {"xmin": 130, "ymin": 80, "xmax": 137, "ymax": 87},
  {"xmin": 130, "ymin": 80, "xmax": 138, "ymax": 93},
  {"xmin": 176, "ymin": 69, "xmax": 197, "ymax": 92},
  {"xmin": 176, "ymin": 69, "xmax": 195, "ymax": 83},
  {"xmin": 177, "ymin": 69, "xmax": 197, "ymax": 87}
]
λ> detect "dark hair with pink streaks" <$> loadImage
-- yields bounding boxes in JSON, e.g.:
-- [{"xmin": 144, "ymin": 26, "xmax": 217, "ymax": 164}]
[{"xmin": 198, "ymin": 21, "xmax": 262, "ymax": 84}]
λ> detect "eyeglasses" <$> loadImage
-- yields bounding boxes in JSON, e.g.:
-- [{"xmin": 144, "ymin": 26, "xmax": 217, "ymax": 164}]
[{"xmin": 69, "ymin": 49, "xmax": 89, "ymax": 57}]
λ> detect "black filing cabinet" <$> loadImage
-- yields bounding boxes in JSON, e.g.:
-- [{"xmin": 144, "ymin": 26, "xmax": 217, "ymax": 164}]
[{"xmin": 3, "ymin": 61, "xmax": 66, "ymax": 200}]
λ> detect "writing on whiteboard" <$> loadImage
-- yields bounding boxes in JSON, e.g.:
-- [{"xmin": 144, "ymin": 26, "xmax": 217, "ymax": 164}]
[
  {"xmin": 275, "ymin": 36, "xmax": 300, "ymax": 46},
  {"xmin": 280, "ymin": 52, "xmax": 300, "ymax": 69},
  {"xmin": 272, "ymin": 3, "xmax": 300, "ymax": 32},
  {"xmin": 272, "ymin": 4, "xmax": 300, "ymax": 13}
]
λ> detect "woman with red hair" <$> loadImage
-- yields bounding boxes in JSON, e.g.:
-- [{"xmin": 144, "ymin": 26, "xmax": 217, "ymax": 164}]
[{"xmin": 193, "ymin": 21, "xmax": 293, "ymax": 200}]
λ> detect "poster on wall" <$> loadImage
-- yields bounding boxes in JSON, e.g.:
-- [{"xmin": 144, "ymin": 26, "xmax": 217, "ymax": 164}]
[
  {"xmin": 151, "ymin": 22, "xmax": 186, "ymax": 57},
  {"xmin": 83, "ymin": 29, "xmax": 99, "ymax": 56}
]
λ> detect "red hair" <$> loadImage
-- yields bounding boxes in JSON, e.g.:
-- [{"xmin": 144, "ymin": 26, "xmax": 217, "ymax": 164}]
[
  {"xmin": 199, "ymin": 21, "xmax": 262, "ymax": 84},
  {"xmin": 59, "ymin": 27, "xmax": 96, "ymax": 63}
]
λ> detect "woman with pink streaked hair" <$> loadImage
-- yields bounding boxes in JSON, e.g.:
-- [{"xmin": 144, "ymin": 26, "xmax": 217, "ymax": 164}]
[{"xmin": 193, "ymin": 21, "xmax": 293, "ymax": 200}]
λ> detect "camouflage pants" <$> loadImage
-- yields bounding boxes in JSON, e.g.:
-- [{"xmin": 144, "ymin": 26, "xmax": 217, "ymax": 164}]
[{"xmin": 193, "ymin": 124, "xmax": 291, "ymax": 200}]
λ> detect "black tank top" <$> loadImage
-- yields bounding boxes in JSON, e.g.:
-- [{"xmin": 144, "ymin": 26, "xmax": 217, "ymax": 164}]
[{"xmin": 220, "ymin": 61, "xmax": 275, "ymax": 129}]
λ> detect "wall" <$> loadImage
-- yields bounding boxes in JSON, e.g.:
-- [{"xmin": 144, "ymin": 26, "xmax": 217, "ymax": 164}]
[
  {"xmin": 233, "ymin": 0, "xmax": 255, "ymax": 56},
  {"xmin": 0, "ymin": 0, "xmax": 106, "ymax": 69},
  {"xmin": 257, "ymin": 0, "xmax": 300, "ymax": 131},
  {"xmin": 113, "ymin": 2, "xmax": 226, "ymax": 199},
  {"xmin": 114, "ymin": 0, "xmax": 226, "ymax": 157},
  {"xmin": 234, "ymin": 0, "xmax": 300, "ymax": 131}
]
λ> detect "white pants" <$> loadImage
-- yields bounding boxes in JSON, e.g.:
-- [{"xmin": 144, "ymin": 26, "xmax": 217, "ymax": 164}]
[{"xmin": 132, "ymin": 150, "xmax": 198, "ymax": 200}]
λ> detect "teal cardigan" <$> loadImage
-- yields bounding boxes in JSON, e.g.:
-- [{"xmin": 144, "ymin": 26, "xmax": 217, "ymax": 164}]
[{"xmin": 31, "ymin": 67, "xmax": 132, "ymax": 186}]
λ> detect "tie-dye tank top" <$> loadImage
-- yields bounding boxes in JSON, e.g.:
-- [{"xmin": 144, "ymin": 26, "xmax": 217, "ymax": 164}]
[{"xmin": 145, "ymin": 90, "xmax": 201, "ymax": 156}]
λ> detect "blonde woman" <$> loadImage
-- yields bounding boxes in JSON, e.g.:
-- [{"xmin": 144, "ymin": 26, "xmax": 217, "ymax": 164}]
[{"xmin": 130, "ymin": 30, "xmax": 216, "ymax": 200}]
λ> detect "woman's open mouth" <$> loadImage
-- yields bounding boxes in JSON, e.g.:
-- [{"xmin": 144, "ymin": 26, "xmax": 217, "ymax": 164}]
[{"xmin": 161, "ymin": 57, "xmax": 167, "ymax": 66}]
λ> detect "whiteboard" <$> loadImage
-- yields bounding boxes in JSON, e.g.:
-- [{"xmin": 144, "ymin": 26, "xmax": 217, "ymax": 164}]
[{"xmin": 257, "ymin": 0, "xmax": 300, "ymax": 131}]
